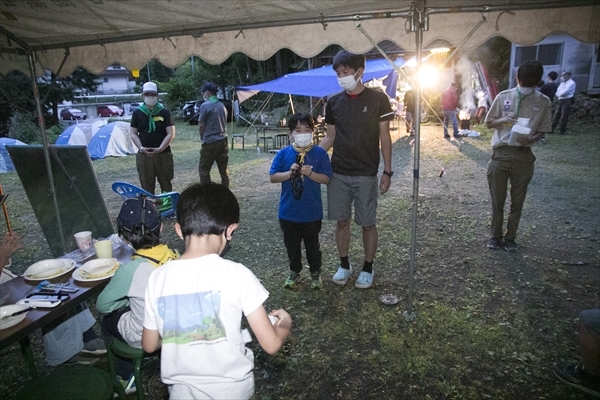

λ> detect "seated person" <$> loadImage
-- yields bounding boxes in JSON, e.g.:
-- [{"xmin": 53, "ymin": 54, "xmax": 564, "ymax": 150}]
[
  {"xmin": 142, "ymin": 183, "xmax": 292, "ymax": 400},
  {"xmin": 96, "ymin": 197, "xmax": 179, "ymax": 394},
  {"xmin": 0, "ymin": 232, "xmax": 106, "ymax": 365},
  {"xmin": 553, "ymin": 309, "xmax": 600, "ymax": 397}
]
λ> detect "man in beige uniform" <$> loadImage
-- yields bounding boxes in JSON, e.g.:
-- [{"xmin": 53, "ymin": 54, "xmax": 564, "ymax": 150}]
[{"xmin": 485, "ymin": 61, "xmax": 551, "ymax": 251}]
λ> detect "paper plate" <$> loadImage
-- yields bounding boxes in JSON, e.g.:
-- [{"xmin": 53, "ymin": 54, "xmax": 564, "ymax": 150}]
[
  {"xmin": 73, "ymin": 261, "xmax": 119, "ymax": 282},
  {"xmin": 82, "ymin": 258, "xmax": 118, "ymax": 276},
  {"xmin": 0, "ymin": 304, "xmax": 29, "ymax": 330},
  {"xmin": 23, "ymin": 259, "xmax": 75, "ymax": 281},
  {"xmin": 379, "ymin": 294, "xmax": 400, "ymax": 305}
]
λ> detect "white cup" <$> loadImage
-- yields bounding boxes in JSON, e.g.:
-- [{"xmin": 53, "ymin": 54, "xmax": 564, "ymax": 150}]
[
  {"xmin": 74, "ymin": 231, "xmax": 92, "ymax": 251},
  {"xmin": 94, "ymin": 240, "xmax": 113, "ymax": 259}
]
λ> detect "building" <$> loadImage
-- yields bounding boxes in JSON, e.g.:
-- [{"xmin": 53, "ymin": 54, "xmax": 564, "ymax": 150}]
[{"xmin": 94, "ymin": 63, "xmax": 136, "ymax": 95}]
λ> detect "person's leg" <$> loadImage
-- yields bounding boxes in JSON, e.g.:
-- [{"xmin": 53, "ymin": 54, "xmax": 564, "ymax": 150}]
[
  {"xmin": 42, "ymin": 305, "xmax": 96, "ymax": 366},
  {"xmin": 102, "ymin": 309, "xmax": 134, "ymax": 379},
  {"xmin": 560, "ymin": 100, "xmax": 571, "ymax": 134},
  {"xmin": 552, "ymin": 101, "xmax": 563, "ymax": 132},
  {"xmin": 579, "ymin": 309, "xmax": 600, "ymax": 376},
  {"xmin": 352, "ymin": 176, "xmax": 378, "ymax": 277},
  {"xmin": 303, "ymin": 220, "xmax": 322, "ymax": 275},
  {"xmin": 155, "ymin": 152, "xmax": 174, "ymax": 193},
  {"xmin": 504, "ymin": 149, "xmax": 535, "ymax": 242},
  {"xmin": 199, "ymin": 142, "xmax": 217, "ymax": 184},
  {"xmin": 451, "ymin": 111, "xmax": 459, "ymax": 136},
  {"xmin": 327, "ymin": 175, "xmax": 353, "ymax": 263},
  {"xmin": 335, "ymin": 219, "xmax": 351, "ymax": 260},
  {"xmin": 214, "ymin": 139, "xmax": 230, "ymax": 188},
  {"xmin": 136, "ymin": 153, "xmax": 156, "ymax": 194},
  {"xmin": 279, "ymin": 219, "xmax": 303, "ymax": 274},
  {"xmin": 443, "ymin": 111, "xmax": 450, "ymax": 137},
  {"xmin": 362, "ymin": 224, "xmax": 378, "ymax": 263},
  {"xmin": 487, "ymin": 151, "xmax": 511, "ymax": 242}
]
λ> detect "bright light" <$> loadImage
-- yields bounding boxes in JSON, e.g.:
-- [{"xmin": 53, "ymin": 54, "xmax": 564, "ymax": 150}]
[
  {"xmin": 430, "ymin": 47, "xmax": 450, "ymax": 54},
  {"xmin": 418, "ymin": 64, "xmax": 439, "ymax": 87}
]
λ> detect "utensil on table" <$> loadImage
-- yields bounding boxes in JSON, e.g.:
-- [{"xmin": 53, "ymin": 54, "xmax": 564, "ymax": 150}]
[{"xmin": 0, "ymin": 306, "xmax": 34, "ymax": 320}]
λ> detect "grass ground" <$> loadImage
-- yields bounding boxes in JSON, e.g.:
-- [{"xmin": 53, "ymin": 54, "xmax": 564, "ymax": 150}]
[{"xmin": 0, "ymin": 118, "xmax": 599, "ymax": 399}]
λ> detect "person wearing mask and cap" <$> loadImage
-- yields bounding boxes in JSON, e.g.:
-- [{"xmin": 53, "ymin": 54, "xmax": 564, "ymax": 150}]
[
  {"xmin": 319, "ymin": 50, "xmax": 394, "ymax": 290},
  {"xmin": 130, "ymin": 82, "xmax": 176, "ymax": 195},
  {"xmin": 484, "ymin": 61, "xmax": 551, "ymax": 252},
  {"xmin": 198, "ymin": 82, "xmax": 229, "ymax": 188},
  {"xmin": 552, "ymin": 71, "xmax": 576, "ymax": 135}
]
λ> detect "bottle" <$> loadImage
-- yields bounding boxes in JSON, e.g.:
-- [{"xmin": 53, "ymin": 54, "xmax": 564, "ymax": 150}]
[{"xmin": 256, "ymin": 146, "xmax": 261, "ymax": 155}]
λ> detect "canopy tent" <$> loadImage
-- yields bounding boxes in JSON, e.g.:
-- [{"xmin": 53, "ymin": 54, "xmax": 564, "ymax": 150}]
[
  {"xmin": 0, "ymin": 138, "xmax": 26, "ymax": 173},
  {"xmin": 0, "ymin": 1, "xmax": 598, "ymax": 77},
  {"xmin": 237, "ymin": 57, "xmax": 406, "ymax": 101},
  {"xmin": 1, "ymin": 0, "xmax": 599, "ymax": 312},
  {"xmin": 87, "ymin": 122, "xmax": 137, "ymax": 160}
]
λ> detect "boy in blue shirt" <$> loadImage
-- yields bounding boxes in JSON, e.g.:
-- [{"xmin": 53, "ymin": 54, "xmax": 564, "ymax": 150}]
[{"xmin": 270, "ymin": 113, "xmax": 333, "ymax": 289}]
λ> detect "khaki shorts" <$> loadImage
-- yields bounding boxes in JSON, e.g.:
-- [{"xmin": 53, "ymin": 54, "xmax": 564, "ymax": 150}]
[{"xmin": 327, "ymin": 173, "xmax": 378, "ymax": 226}]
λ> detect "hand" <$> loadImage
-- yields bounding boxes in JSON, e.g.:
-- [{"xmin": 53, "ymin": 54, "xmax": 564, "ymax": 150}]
[
  {"xmin": 0, "ymin": 233, "xmax": 23, "ymax": 269},
  {"xmin": 300, "ymin": 165, "xmax": 313, "ymax": 177},
  {"xmin": 379, "ymin": 174, "xmax": 391, "ymax": 194},
  {"xmin": 290, "ymin": 163, "xmax": 300, "ymax": 173},
  {"xmin": 270, "ymin": 309, "xmax": 292, "ymax": 329},
  {"xmin": 502, "ymin": 113, "xmax": 518, "ymax": 125}
]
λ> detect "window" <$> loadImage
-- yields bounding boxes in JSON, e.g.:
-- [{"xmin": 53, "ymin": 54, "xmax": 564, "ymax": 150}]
[
  {"xmin": 103, "ymin": 78, "xmax": 109, "ymax": 82},
  {"xmin": 514, "ymin": 43, "xmax": 562, "ymax": 67}
]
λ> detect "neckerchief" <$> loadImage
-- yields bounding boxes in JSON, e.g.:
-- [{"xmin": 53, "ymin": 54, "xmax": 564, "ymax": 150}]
[
  {"xmin": 138, "ymin": 102, "xmax": 165, "ymax": 133},
  {"xmin": 132, "ymin": 244, "xmax": 179, "ymax": 267},
  {"xmin": 208, "ymin": 95, "xmax": 219, "ymax": 103},
  {"xmin": 291, "ymin": 142, "xmax": 313, "ymax": 164}
]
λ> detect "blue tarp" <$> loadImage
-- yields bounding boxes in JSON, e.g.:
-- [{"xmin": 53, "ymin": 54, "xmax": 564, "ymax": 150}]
[
  {"xmin": 237, "ymin": 57, "xmax": 405, "ymax": 99},
  {"xmin": 0, "ymin": 137, "xmax": 26, "ymax": 173}
]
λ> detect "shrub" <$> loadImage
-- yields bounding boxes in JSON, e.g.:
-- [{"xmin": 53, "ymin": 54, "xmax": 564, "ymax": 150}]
[{"xmin": 8, "ymin": 112, "xmax": 39, "ymax": 144}]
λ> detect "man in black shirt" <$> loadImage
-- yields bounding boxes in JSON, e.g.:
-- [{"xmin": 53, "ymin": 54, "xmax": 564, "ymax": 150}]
[{"xmin": 130, "ymin": 82, "xmax": 175, "ymax": 194}]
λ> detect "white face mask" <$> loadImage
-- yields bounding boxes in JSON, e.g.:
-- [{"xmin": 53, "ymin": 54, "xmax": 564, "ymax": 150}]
[
  {"xmin": 337, "ymin": 71, "xmax": 360, "ymax": 92},
  {"xmin": 144, "ymin": 96, "xmax": 158, "ymax": 107},
  {"xmin": 518, "ymin": 86, "xmax": 534, "ymax": 96},
  {"xmin": 292, "ymin": 133, "xmax": 312, "ymax": 147}
]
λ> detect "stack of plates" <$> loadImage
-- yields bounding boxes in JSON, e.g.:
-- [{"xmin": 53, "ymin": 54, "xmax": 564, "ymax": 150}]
[
  {"xmin": 23, "ymin": 259, "xmax": 76, "ymax": 281},
  {"xmin": 73, "ymin": 258, "xmax": 119, "ymax": 282}
]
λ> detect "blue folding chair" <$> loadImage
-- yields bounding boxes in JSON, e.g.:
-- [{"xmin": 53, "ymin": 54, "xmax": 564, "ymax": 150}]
[{"xmin": 111, "ymin": 182, "xmax": 179, "ymax": 218}]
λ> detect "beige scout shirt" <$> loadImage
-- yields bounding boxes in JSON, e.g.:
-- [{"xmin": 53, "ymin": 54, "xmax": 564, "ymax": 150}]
[{"xmin": 485, "ymin": 87, "xmax": 552, "ymax": 149}]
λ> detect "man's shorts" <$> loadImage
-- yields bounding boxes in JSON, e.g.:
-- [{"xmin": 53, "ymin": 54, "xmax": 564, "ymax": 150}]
[{"xmin": 327, "ymin": 173, "xmax": 378, "ymax": 227}]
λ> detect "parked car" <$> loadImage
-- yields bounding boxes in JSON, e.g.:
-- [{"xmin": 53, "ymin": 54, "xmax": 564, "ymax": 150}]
[
  {"xmin": 97, "ymin": 105, "xmax": 124, "ymax": 117},
  {"xmin": 182, "ymin": 99, "xmax": 234, "ymax": 125},
  {"xmin": 60, "ymin": 108, "xmax": 87, "ymax": 120},
  {"xmin": 130, "ymin": 102, "xmax": 140, "ymax": 113}
]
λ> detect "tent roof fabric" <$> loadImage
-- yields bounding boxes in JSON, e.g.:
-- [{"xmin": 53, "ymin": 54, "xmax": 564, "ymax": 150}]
[
  {"xmin": 237, "ymin": 57, "xmax": 406, "ymax": 98},
  {"xmin": 1, "ymin": 1, "xmax": 598, "ymax": 77}
]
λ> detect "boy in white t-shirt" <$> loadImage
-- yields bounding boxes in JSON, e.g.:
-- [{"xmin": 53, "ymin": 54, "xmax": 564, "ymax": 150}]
[{"xmin": 142, "ymin": 183, "xmax": 292, "ymax": 399}]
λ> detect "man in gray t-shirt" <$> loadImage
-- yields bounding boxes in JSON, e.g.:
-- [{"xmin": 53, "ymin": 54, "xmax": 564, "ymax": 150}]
[{"xmin": 198, "ymin": 82, "xmax": 229, "ymax": 187}]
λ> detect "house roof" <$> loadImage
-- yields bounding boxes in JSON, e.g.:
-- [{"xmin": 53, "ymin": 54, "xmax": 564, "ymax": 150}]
[{"xmin": 1, "ymin": 0, "xmax": 598, "ymax": 76}]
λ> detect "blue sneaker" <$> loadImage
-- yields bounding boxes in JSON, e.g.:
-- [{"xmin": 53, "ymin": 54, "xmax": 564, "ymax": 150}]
[{"xmin": 332, "ymin": 266, "xmax": 352, "ymax": 285}]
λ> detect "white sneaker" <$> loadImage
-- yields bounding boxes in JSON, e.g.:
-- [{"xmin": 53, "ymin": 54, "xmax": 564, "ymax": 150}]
[
  {"xmin": 332, "ymin": 266, "xmax": 352, "ymax": 285},
  {"xmin": 355, "ymin": 270, "xmax": 374, "ymax": 289}
]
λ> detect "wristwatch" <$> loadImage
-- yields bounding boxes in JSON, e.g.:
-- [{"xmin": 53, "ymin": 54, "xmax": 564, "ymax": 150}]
[{"xmin": 383, "ymin": 170, "xmax": 394, "ymax": 177}]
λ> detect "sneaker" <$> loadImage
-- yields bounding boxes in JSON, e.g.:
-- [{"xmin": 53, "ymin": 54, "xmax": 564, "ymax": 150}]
[
  {"xmin": 64, "ymin": 353, "xmax": 100, "ymax": 365},
  {"xmin": 81, "ymin": 338, "xmax": 107, "ymax": 355},
  {"xmin": 310, "ymin": 273, "xmax": 323, "ymax": 289},
  {"xmin": 503, "ymin": 239, "xmax": 518, "ymax": 252},
  {"xmin": 116, "ymin": 375, "xmax": 137, "ymax": 396},
  {"xmin": 355, "ymin": 270, "xmax": 374, "ymax": 289},
  {"xmin": 552, "ymin": 362, "xmax": 600, "ymax": 397},
  {"xmin": 283, "ymin": 272, "xmax": 300, "ymax": 289},
  {"xmin": 332, "ymin": 266, "xmax": 352, "ymax": 285},
  {"xmin": 487, "ymin": 237, "xmax": 501, "ymax": 250}
]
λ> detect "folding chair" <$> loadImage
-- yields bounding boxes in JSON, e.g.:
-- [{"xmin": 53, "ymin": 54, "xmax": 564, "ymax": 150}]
[{"xmin": 111, "ymin": 182, "xmax": 179, "ymax": 218}]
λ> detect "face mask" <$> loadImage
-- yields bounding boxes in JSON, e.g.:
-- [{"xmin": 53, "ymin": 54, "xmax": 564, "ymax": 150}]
[
  {"xmin": 518, "ymin": 86, "xmax": 534, "ymax": 96},
  {"xmin": 337, "ymin": 71, "xmax": 360, "ymax": 91},
  {"xmin": 561, "ymin": 77, "xmax": 567, "ymax": 82},
  {"xmin": 219, "ymin": 240, "xmax": 231, "ymax": 258},
  {"xmin": 144, "ymin": 96, "xmax": 158, "ymax": 107},
  {"xmin": 293, "ymin": 133, "xmax": 312, "ymax": 147}
]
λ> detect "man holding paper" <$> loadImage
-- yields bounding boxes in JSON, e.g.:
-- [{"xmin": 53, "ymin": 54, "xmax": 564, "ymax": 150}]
[{"xmin": 484, "ymin": 61, "xmax": 551, "ymax": 252}]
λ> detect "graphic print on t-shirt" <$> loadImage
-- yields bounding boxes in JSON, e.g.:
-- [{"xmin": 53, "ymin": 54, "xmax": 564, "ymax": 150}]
[{"xmin": 157, "ymin": 291, "xmax": 226, "ymax": 345}]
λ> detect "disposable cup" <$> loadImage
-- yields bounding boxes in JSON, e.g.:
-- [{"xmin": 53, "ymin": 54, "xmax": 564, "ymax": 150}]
[
  {"xmin": 94, "ymin": 240, "xmax": 113, "ymax": 259},
  {"xmin": 74, "ymin": 231, "xmax": 92, "ymax": 251}
]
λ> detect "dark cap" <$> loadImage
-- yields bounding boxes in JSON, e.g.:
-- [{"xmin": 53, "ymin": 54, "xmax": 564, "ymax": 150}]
[
  {"xmin": 200, "ymin": 82, "xmax": 218, "ymax": 94},
  {"xmin": 117, "ymin": 197, "xmax": 161, "ymax": 235}
]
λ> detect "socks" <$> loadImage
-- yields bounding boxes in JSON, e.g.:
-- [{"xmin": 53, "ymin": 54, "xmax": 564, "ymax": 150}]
[
  {"xmin": 340, "ymin": 256, "xmax": 350, "ymax": 269},
  {"xmin": 82, "ymin": 327, "xmax": 97, "ymax": 342},
  {"xmin": 362, "ymin": 260, "xmax": 373, "ymax": 274}
]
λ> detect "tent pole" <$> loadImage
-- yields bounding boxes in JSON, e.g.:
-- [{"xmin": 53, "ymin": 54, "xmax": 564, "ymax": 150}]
[
  {"xmin": 26, "ymin": 49, "xmax": 67, "ymax": 255},
  {"xmin": 406, "ymin": 1, "xmax": 427, "ymax": 318}
]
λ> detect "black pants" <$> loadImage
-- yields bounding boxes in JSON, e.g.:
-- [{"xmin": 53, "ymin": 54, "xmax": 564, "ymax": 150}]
[
  {"xmin": 279, "ymin": 219, "xmax": 322, "ymax": 274},
  {"xmin": 199, "ymin": 138, "xmax": 229, "ymax": 187}
]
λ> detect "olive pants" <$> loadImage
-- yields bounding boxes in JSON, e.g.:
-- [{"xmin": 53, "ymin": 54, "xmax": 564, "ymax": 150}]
[{"xmin": 486, "ymin": 146, "xmax": 535, "ymax": 241}]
